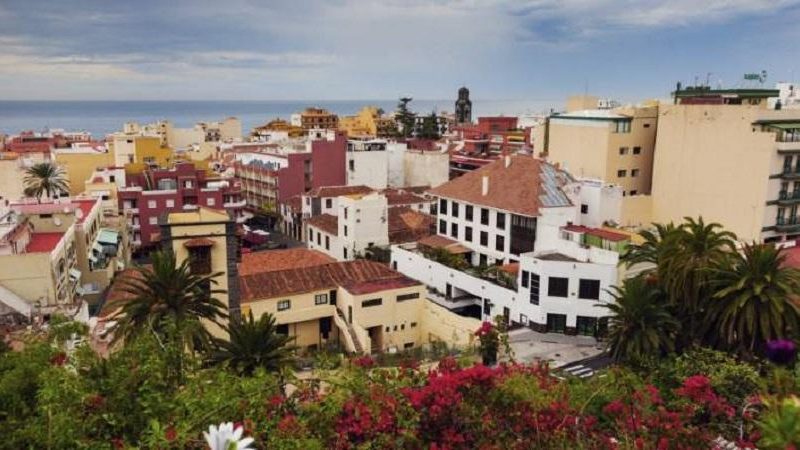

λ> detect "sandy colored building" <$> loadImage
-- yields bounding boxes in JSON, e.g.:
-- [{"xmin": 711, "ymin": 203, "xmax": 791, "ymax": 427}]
[
  {"xmin": 339, "ymin": 106, "xmax": 396, "ymax": 138},
  {"xmin": 108, "ymin": 134, "xmax": 174, "ymax": 174},
  {"xmin": 53, "ymin": 143, "xmax": 115, "ymax": 196},
  {"xmin": 547, "ymin": 103, "xmax": 658, "ymax": 196},
  {"xmin": 0, "ymin": 152, "xmax": 48, "ymax": 203},
  {"xmin": 296, "ymin": 107, "xmax": 339, "ymax": 130}
]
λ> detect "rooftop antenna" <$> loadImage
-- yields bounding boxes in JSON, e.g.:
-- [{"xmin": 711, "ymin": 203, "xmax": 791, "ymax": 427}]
[{"xmin": 705, "ymin": 72, "xmax": 713, "ymax": 87}]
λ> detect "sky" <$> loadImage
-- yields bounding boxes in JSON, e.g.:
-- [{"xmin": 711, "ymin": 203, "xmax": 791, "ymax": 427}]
[{"xmin": 0, "ymin": 0, "xmax": 799, "ymax": 102}]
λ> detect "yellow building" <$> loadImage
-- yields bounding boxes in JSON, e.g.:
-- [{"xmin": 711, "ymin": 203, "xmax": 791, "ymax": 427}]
[
  {"xmin": 53, "ymin": 144, "xmax": 115, "ymax": 196},
  {"xmin": 338, "ymin": 106, "xmax": 395, "ymax": 138},
  {"xmin": 0, "ymin": 152, "xmax": 47, "ymax": 202},
  {"xmin": 108, "ymin": 134, "xmax": 174, "ymax": 174},
  {"xmin": 650, "ymin": 100, "xmax": 800, "ymax": 243},
  {"xmin": 547, "ymin": 103, "xmax": 658, "ymax": 196},
  {"xmin": 238, "ymin": 248, "xmax": 426, "ymax": 353}
]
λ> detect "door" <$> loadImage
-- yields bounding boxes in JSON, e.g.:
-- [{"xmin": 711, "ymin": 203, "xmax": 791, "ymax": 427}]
[
  {"xmin": 445, "ymin": 283, "xmax": 452, "ymax": 299},
  {"xmin": 576, "ymin": 316, "xmax": 597, "ymax": 336},
  {"xmin": 348, "ymin": 306, "xmax": 353, "ymax": 324},
  {"xmin": 546, "ymin": 314, "xmax": 567, "ymax": 333},
  {"xmin": 329, "ymin": 289, "xmax": 337, "ymax": 306}
]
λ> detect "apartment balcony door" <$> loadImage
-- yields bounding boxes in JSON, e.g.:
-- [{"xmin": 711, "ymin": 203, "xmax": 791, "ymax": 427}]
[{"xmin": 546, "ymin": 314, "xmax": 567, "ymax": 333}]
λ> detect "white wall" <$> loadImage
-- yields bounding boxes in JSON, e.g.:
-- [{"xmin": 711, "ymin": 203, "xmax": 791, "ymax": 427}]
[
  {"xmin": 339, "ymin": 193, "xmax": 389, "ymax": 258},
  {"xmin": 347, "ymin": 151, "xmax": 388, "ymax": 190},
  {"xmin": 404, "ymin": 151, "xmax": 449, "ymax": 188},
  {"xmin": 387, "ymin": 142, "xmax": 406, "ymax": 188}
]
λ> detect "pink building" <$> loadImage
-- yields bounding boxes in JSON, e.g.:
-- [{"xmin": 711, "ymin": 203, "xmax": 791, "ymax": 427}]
[{"xmin": 119, "ymin": 162, "xmax": 245, "ymax": 250}]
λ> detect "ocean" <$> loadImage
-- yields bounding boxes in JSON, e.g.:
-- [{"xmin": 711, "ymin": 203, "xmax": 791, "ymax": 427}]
[{"xmin": 0, "ymin": 99, "xmax": 556, "ymax": 138}]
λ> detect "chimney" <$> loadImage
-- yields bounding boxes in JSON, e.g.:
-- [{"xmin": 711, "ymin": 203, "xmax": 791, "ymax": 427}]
[
  {"xmin": 482, "ymin": 175, "xmax": 489, "ymax": 196},
  {"xmin": 504, "ymin": 155, "xmax": 511, "ymax": 168}
]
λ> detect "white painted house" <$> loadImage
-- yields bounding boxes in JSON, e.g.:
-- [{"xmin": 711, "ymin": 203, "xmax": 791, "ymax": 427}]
[{"xmin": 390, "ymin": 154, "xmax": 630, "ymax": 335}]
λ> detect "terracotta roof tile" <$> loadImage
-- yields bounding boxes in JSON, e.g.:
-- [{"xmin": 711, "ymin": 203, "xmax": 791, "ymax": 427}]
[
  {"xmin": 240, "ymin": 259, "xmax": 416, "ymax": 302},
  {"xmin": 388, "ymin": 207, "xmax": 434, "ymax": 244},
  {"xmin": 238, "ymin": 248, "xmax": 335, "ymax": 276},
  {"xmin": 306, "ymin": 214, "xmax": 338, "ymax": 235},
  {"xmin": 417, "ymin": 234, "xmax": 471, "ymax": 254},
  {"xmin": 429, "ymin": 155, "xmax": 572, "ymax": 217},
  {"xmin": 342, "ymin": 277, "xmax": 421, "ymax": 295},
  {"xmin": 307, "ymin": 185, "xmax": 373, "ymax": 198},
  {"xmin": 383, "ymin": 190, "xmax": 429, "ymax": 206},
  {"xmin": 562, "ymin": 224, "xmax": 629, "ymax": 242}
]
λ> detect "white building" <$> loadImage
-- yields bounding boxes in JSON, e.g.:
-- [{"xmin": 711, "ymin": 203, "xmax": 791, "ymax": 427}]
[
  {"xmin": 390, "ymin": 154, "xmax": 629, "ymax": 335},
  {"xmin": 307, "ymin": 191, "xmax": 389, "ymax": 261},
  {"xmin": 347, "ymin": 139, "xmax": 389, "ymax": 189}
]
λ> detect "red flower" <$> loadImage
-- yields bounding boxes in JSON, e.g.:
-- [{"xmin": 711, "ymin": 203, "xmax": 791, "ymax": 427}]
[
  {"xmin": 164, "ymin": 425, "xmax": 177, "ymax": 442},
  {"xmin": 353, "ymin": 355, "xmax": 375, "ymax": 368},
  {"xmin": 603, "ymin": 399, "xmax": 625, "ymax": 416},
  {"xmin": 49, "ymin": 352, "xmax": 67, "ymax": 366}
]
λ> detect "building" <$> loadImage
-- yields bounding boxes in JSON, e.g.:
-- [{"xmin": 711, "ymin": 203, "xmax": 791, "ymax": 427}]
[
  {"xmin": 346, "ymin": 138, "xmax": 389, "ymax": 189},
  {"xmin": 386, "ymin": 142, "xmax": 449, "ymax": 189},
  {"xmin": 0, "ymin": 152, "xmax": 48, "ymax": 203},
  {"xmin": 251, "ymin": 119, "xmax": 306, "ymax": 141},
  {"xmin": 233, "ymin": 132, "xmax": 347, "ymax": 212},
  {"xmin": 83, "ymin": 166, "xmax": 127, "ymax": 216},
  {"xmin": 391, "ymin": 154, "xmax": 626, "ymax": 335},
  {"xmin": 108, "ymin": 134, "xmax": 174, "ymax": 174},
  {"xmin": 547, "ymin": 103, "xmax": 658, "ymax": 196},
  {"xmin": 649, "ymin": 86, "xmax": 800, "ymax": 242},
  {"xmin": 119, "ymin": 162, "xmax": 245, "ymax": 250},
  {"xmin": 239, "ymin": 248, "xmax": 426, "ymax": 353},
  {"xmin": 295, "ymin": 108, "xmax": 339, "ymax": 130},
  {"xmin": 53, "ymin": 142, "xmax": 115, "ymax": 196},
  {"xmin": 454, "ymin": 87, "xmax": 473, "ymax": 124},
  {"xmin": 338, "ymin": 106, "xmax": 396, "ymax": 138},
  {"xmin": 306, "ymin": 191, "xmax": 390, "ymax": 261}
]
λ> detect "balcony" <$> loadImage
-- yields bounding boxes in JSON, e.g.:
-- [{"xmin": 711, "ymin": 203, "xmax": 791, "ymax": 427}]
[
  {"xmin": 224, "ymin": 199, "xmax": 247, "ymax": 208},
  {"xmin": 780, "ymin": 168, "xmax": 800, "ymax": 179},
  {"xmin": 777, "ymin": 141, "xmax": 800, "ymax": 153},
  {"xmin": 776, "ymin": 216, "xmax": 800, "ymax": 232},
  {"xmin": 777, "ymin": 191, "xmax": 800, "ymax": 205}
]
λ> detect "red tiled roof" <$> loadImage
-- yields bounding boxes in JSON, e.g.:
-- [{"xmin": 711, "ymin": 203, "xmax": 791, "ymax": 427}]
[
  {"xmin": 342, "ymin": 277, "xmax": 421, "ymax": 295},
  {"xmin": 306, "ymin": 214, "xmax": 338, "ymax": 235},
  {"xmin": 429, "ymin": 155, "xmax": 568, "ymax": 217},
  {"xmin": 307, "ymin": 185, "xmax": 373, "ymax": 198},
  {"xmin": 72, "ymin": 198, "xmax": 99, "ymax": 224},
  {"xmin": 388, "ymin": 207, "xmax": 434, "ymax": 244},
  {"xmin": 384, "ymin": 190, "xmax": 429, "ymax": 206},
  {"xmin": 240, "ymin": 259, "xmax": 415, "ymax": 302},
  {"xmin": 26, "ymin": 232, "xmax": 65, "ymax": 253},
  {"xmin": 183, "ymin": 237, "xmax": 216, "ymax": 248},
  {"xmin": 562, "ymin": 224, "xmax": 629, "ymax": 242},
  {"xmin": 238, "ymin": 248, "xmax": 335, "ymax": 276},
  {"xmin": 99, "ymin": 268, "xmax": 145, "ymax": 318}
]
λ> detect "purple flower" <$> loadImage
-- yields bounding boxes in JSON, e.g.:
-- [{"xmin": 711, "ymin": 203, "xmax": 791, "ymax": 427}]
[{"xmin": 765, "ymin": 339, "xmax": 797, "ymax": 366}]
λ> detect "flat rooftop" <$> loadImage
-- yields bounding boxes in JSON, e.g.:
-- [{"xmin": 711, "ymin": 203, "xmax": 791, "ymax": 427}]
[{"xmin": 26, "ymin": 232, "xmax": 65, "ymax": 253}]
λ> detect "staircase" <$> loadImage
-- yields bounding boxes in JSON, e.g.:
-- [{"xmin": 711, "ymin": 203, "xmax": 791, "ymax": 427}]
[{"xmin": 334, "ymin": 308, "xmax": 365, "ymax": 354}]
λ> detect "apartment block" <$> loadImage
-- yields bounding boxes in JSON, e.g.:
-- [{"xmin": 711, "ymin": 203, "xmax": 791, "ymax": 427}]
[
  {"xmin": 119, "ymin": 162, "xmax": 245, "ymax": 250},
  {"xmin": 293, "ymin": 107, "xmax": 339, "ymax": 130},
  {"xmin": 547, "ymin": 104, "xmax": 658, "ymax": 196}
]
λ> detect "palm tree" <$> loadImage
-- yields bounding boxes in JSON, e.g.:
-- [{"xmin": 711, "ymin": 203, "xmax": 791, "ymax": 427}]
[
  {"xmin": 620, "ymin": 221, "xmax": 681, "ymax": 269},
  {"xmin": 706, "ymin": 243, "xmax": 800, "ymax": 356},
  {"xmin": 23, "ymin": 162, "xmax": 70, "ymax": 202},
  {"xmin": 207, "ymin": 312, "xmax": 296, "ymax": 376},
  {"xmin": 601, "ymin": 276, "xmax": 680, "ymax": 362},
  {"xmin": 110, "ymin": 250, "xmax": 228, "ymax": 379}
]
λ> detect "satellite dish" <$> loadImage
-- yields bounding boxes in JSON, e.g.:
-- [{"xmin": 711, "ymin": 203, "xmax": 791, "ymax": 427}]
[{"xmin": 53, "ymin": 217, "xmax": 62, "ymax": 226}]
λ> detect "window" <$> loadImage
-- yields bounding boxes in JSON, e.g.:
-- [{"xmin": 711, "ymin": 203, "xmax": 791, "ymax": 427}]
[
  {"xmin": 633, "ymin": 146, "xmax": 641, "ymax": 155},
  {"xmin": 530, "ymin": 273, "xmax": 540, "ymax": 305},
  {"xmin": 344, "ymin": 225, "xmax": 348, "ymax": 237},
  {"xmin": 581, "ymin": 204, "xmax": 588, "ymax": 214},
  {"xmin": 316, "ymin": 233, "xmax": 321, "ymax": 245},
  {"xmin": 439, "ymin": 219, "xmax": 447, "ymax": 234},
  {"xmin": 496, "ymin": 212, "xmax": 506, "ymax": 229},
  {"xmin": 629, "ymin": 190, "xmax": 638, "ymax": 196},
  {"xmin": 439, "ymin": 199, "xmax": 447, "ymax": 215},
  {"xmin": 314, "ymin": 294, "xmax": 328, "ymax": 305},
  {"xmin": 148, "ymin": 200, "xmax": 157, "ymax": 208},
  {"xmin": 614, "ymin": 120, "xmax": 631, "ymax": 133},
  {"xmin": 276, "ymin": 324, "xmax": 289, "ymax": 335},
  {"xmin": 465, "ymin": 226, "xmax": 473, "ymax": 242},
  {"xmin": 521, "ymin": 270, "xmax": 530, "ymax": 288},
  {"xmin": 643, "ymin": 123, "xmax": 651, "ymax": 128},
  {"xmin": 480, "ymin": 208, "xmax": 489, "ymax": 225},
  {"xmin": 617, "ymin": 170, "xmax": 627, "ymax": 178},
  {"xmin": 325, "ymin": 198, "xmax": 332, "ymax": 209},
  {"xmin": 404, "ymin": 342, "xmax": 414, "ymax": 349},
  {"xmin": 188, "ymin": 246, "xmax": 212, "ymax": 275},
  {"xmin": 149, "ymin": 217, "xmax": 157, "ymax": 225},
  {"xmin": 344, "ymin": 207, "xmax": 348, "ymax": 219},
  {"xmin": 548, "ymin": 277, "xmax": 568, "ymax": 298},
  {"xmin": 410, "ymin": 322, "xmax": 417, "ymax": 328},
  {"xmin": 480, "ymin": 231, "xmax": 488, "ymax": 246},
  {"xmin": 343, "ymin": 248, "xmax": 348, "ymax": 259},
  {"xmin": 578, "ymin": 279, "xmax": 601, "ymax": 300},
  {"xmin": 397, "ymin": 293, "xmax": 419, "ymax": 301},
  {"xmin": 349, "ymin": 160, "xmax": 355, "ymax": 171},
  {"xmin": 450, "ymin": 223, "xmax": 458, "ymax": 238},
  {"xmin": 325, "ymin": 235, "xmax": 330, "ymax": 250},
  {"xmin": 495, "ymin": 235, "xmax": 505, "ymax": 252},
  {"xmin": 465, "ymin": 205, "xmax": 474, "ymax": 221},
  {"xmin": 362, "ymin": 298, "xmax": 382, "ymax": 307},
  {"xmin": 277, "ymin": 299, "xmax": 291, "ymax": 311},
  {"xmin": 207, "ymin": 198, "xmax": 215, "ymax": 206},
  {"xmin": 631, "ymin": 169, "xmax": 640, "ymax": 177},
  {"xmin": 619, "ymin": 147, "xmax": 629, "ymax": 155},
  {"xmin": 479, "ymin": 253, "xmax": 487, "ymax": 266},
  {"xmin": 452, "ymin": 201, "xmax": 459, "ymax": 217},
  {"xmin": 166, "ymin": 199, "xmax": 175, "ymax": 208}
]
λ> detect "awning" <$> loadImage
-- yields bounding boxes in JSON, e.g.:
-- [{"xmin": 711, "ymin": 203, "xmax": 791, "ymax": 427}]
[
  {"xmin": 97, "ymin": 229, "xmax": 119, "ymax": 246},
  {"xmin": 68, "ymin": 268, "xmax": 82, "ymax": 280},
  {"xmin": 183, "ymin": 237, "xmax": 216, "ymax": 248},
  {"xmin": 766, "ymin": 123, "xmax": 800, "ymax": 130},
  {"xmin": 92, "ymin": 242, "xmax": 104, "ymax": 253}
]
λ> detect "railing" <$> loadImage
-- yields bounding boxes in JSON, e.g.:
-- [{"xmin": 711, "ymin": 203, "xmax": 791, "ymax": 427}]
[{"xmin": 776, "ymin": 216, "xmax": 800, "ymax": 227}]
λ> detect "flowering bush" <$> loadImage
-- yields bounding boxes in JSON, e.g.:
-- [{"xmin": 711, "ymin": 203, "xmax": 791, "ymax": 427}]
[{"xmin": 475, "ymin": 321, "xmax": 499, "ymax": 366}]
